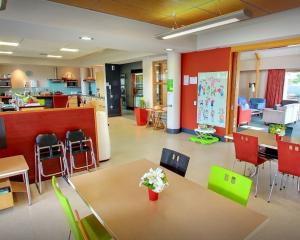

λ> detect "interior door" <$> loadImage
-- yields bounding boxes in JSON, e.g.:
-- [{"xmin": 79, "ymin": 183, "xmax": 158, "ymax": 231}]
[{"xmin": 105, "ymin": 64, "xmax": 121, "ymax": 117}]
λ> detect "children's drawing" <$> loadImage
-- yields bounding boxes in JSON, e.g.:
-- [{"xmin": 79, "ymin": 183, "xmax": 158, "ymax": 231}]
[{"xmin": 197, "ymin": 71, "xmax": 228, "ymax": 128}]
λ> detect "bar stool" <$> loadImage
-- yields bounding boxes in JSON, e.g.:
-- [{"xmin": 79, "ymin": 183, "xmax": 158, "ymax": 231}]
[
  {"xmin": 65, "ymin": 129, "xmax": 97, "ymax": 175},
  {"xmin": 35, "ymin": 133, "xmax": 69, "ymax": 193}
]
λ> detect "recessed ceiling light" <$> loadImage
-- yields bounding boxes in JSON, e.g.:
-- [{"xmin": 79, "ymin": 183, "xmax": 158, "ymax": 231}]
[
  {"xmin": 79, "ymin": 36, "xmax": 94, "ymax": 41},
  {"xmin": 0, "ymin": 41, "xmax": 19, "ymax": 47},
  {"xmin": 60, "ymin": 48, "xmax": 79, "ymax": 52},
  {"xmin": 47, "ymin": 55, "xmax": 62, "ymax": 58},
  {"xmin": 0, "ymin": 51, "xmax": 13, "ymax": 54},
  {"xmin": 165, "ymin": 48, "xmax": 173, "ymax": 51}
]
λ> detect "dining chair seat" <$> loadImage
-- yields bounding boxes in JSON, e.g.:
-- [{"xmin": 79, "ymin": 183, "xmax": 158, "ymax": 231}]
[{"xmin": 81, "ymin": 214, "xmax": 111, "ymax": 240}]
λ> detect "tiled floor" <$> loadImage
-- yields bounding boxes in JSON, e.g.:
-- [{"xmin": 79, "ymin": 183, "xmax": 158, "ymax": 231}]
[{"xmin": 1, "ymin": 116, "xmax": 300, "ymax": 239}]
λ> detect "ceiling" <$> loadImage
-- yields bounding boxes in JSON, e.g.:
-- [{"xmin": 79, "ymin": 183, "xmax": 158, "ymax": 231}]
[
  {"xmin": 50, "ymin": 0, "xmax": 300, "ymax": 28},
  {"xmin": 0, "ymin": 0, "xmax": 195, "ymax": 64},
  {"xmin": 240, "ymin": 46, "xmax": 300, "ymax": 60}
]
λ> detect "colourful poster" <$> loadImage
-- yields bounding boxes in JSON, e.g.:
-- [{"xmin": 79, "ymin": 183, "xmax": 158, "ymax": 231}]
[{"xmin": 197, "ymin": 71, "xmax": 228, "ymax": 128}]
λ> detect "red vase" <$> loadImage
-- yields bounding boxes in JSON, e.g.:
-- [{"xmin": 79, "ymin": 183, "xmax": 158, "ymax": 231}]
[{"xmin": 148, "ymin": 188, "xmax": 159, "ymax": 201}]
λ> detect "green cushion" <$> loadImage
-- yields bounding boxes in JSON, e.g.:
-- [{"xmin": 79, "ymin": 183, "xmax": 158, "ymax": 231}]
[
  {"xmin": 208, "ymin": 166, "xmax": 252, "ymax": 206},
  {"xmin": 81, "ymin": 214, "xmax": 111, "ymax": 240},
  {"xmin": 189, "ymin": 135, "xmax": 219, "ymax": 145}
]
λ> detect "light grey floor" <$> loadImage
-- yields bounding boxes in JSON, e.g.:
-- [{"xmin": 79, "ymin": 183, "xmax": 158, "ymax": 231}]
[{"xmin": 1, "ymin": 116, "xmax": 300, "ymax": 239}]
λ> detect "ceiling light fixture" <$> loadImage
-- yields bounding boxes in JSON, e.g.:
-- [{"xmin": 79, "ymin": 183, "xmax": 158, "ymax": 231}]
[
  {"xmin": 0, "ymin": 41, "xmax": 19, "ymax": 46},
  {"xmin": 47, "ymin": 55, "xmax": 62, "ymax": 58},
  {"xmin": 157, "ymin": 9, "xmax": 251, "ymax": 40},
  {"xmin": 0, "ymin": 51, "xmax": 13, "ymax": 54},
  {"xmin": 79, "ymin": 36, "xmax": 94, "ymax": 41},
  {"xmin": 60, "ymin": 48, "xmax": 79, "ymax": 52},
  {"xmin": 165, "ymin": 48, "xmax": 173, "ymax": 51},
  {"xmin": 288, "ymin": 44, "xmax": 300, "ymax": 48}
]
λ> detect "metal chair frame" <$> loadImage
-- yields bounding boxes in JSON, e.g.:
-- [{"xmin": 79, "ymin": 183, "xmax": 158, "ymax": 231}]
[
  {"xmin": 65, "ymin": 137, "xmax": 96, "ymax": 175},
  {"xmin": 35, "ymin": 141, "xmax": 70, "ymax": 194}
]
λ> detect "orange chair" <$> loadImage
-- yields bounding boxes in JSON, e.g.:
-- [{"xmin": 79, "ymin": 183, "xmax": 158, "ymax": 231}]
[{"xmin": 233, "ymin": 133, "xmax": 268, "ymax": 197}]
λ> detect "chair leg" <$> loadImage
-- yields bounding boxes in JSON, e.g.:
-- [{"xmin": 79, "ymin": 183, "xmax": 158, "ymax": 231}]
[
  {"xmin": 268, "ymin": 171, "xmax": 278, "ymax": 203},
  {"xmin": 243, "ymin": 162, "xmax": 246, "ymax": 176},
  {"xmin": 85, "ymin": 152, "xmax": 89, "ymax": 171},
  {"xmin": 68, "ymin": 229, "xmax": 71, "ymax": 240},
  {"xmin": 254, "ymin": 166, "xmax": 259, "ymax": 198},
  {"xmin": 232, "ymin": 160, "xmax": 236, "ymax": 170},
  {"xmin": 297, "ymin": 177, "xmax": 300, "ymax": 193},
  {"xmin": 280, "ymin": 173, "xmax": 284, "ymax": 190},
  {"xmin": 38, "ymin": 162, "xmax": 42, "ymax": 194},
  {"xmin": 283, "ymin": 174, "xmax": 289, "ymax": 189},
  {"xmin": 269, "ymin": 161, "xmax": 272, "ymax": 187}
]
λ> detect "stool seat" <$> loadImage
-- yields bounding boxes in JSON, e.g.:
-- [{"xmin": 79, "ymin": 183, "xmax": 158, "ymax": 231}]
[
  {"xmin": 39, "ymin": 147, "xmax": 63, "ymax": 161},
  {"xmin": 67, "ymin": 144, "xmax": 90, "ymax": 154}
]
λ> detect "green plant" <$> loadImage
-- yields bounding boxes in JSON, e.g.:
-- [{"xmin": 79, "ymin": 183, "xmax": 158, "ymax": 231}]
[
  {"xmin": 268, "ymin": 124, "xmax": 286, "ymax": 135},
  {"xmin": 139, "ymin": 97, "xmax": 146, "ymax": 108}
]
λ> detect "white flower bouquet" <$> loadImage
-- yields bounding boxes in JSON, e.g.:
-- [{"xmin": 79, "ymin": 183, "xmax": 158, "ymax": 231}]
[{"xmin": 139, "ymin": 167, "xmax": 169, "ymax": 193}]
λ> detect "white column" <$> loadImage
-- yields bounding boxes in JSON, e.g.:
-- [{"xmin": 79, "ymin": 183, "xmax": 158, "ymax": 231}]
[{"xmin": 167, "ymin": 52, "xmax": 181, "ymax": 134}]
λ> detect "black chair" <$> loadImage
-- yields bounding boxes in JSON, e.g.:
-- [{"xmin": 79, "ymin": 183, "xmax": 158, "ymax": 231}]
[
  {"xmin": 35, "ymin": 133, "xmax": 69, "ymax": 193},
  {"xmin": 160, "ymin": 148, "xmax": 190, "ymax": 177},
  {"xmin": 65, "ymin": 129, "xmax": 96, "ymax": 175}
]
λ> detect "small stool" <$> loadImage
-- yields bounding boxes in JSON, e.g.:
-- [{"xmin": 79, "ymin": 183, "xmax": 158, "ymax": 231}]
[
  {"xmin": 65, "ymin": 129, "xmax": 97, "ymax": 175},
  {"xmin": 35, "ymin": 133, "xmax": 69, "ymax": 193}
]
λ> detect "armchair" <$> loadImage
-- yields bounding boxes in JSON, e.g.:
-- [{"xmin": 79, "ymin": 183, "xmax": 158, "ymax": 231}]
[
  {"xmin": 249, "ymin": 98, "xmax": 266, "ymax": 110},
  {"xmin": 237, "ymin": 97, "xmax": 251, "ymax": 127}
]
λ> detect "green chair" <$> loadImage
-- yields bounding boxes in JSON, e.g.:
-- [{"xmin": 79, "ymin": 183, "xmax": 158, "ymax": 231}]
[
  {"xmin": 208, "ymin": 165, "xmax": 252, "ymax": 206},
  {"xmin": 52, "ymin": 176, "xmax": 111, "ymax": 240}
]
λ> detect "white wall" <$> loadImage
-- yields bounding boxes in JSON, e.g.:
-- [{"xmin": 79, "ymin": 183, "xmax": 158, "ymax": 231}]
[
  {"xmin": 142, "ymin": 55, "xmax": 167, "ymax": 108},
  {"xmin": 197, "ymin": 7, "xmax": 300, "ymax": 50},
  {"xmin": 240, "ymin": 54, "xmax": 300, "ymax": 71},
  {"xmin": 239, "ymin": 70, "xmax": 268, "ymax": 99},
  {"xmin": 239, "ymin": 54, "xmax": 300, "ymax": 99},
  {"xmin": 0, "ymin": 64, "xmax": 55, "ymax": 88}
]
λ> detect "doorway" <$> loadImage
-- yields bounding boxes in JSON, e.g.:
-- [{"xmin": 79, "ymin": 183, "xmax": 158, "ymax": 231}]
[{"xmin": 152, "ymin": 60, "xmax": 167, "ymax": 107}]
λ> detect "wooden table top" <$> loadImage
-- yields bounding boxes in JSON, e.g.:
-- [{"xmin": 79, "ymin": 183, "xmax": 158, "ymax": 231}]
[
  {"xmin": 225, "ymin": 129, "xmax": 300, "ymax": 149},
  {"xmin": 0, "ymin": 155, "xmax": 29, "ymax": 178},
  {"xmin": 70, "ymin": 160, "xmax": 267, "ymax": 240}
]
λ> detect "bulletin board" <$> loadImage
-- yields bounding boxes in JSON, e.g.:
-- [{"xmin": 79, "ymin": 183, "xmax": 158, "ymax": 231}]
[{"xmin": 197, "ymin": 71, "xmax": 228, "ymax": 128}]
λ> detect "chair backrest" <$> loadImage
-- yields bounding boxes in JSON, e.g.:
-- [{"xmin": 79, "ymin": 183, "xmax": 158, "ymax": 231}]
[
  {"xmin": 36, "ymin": 133, "xmax": 59, "ymax": 147},
  {"xmin": 278, "ymin": 141, "xmax": 300, "ymax": 177},
  {"xmin": 160, "ymin": 148, "xmax": 190, "ymax": 177},
  {"xmin": 52, "ymin": 176, "xmax": 83, "ymax": 240},
  {"xmin": 208, "ymin": 165, "xmax": 252, "ymax": 206},
  {"xmin": 66, "ymin": 129, "xmax": 86, "ymax": 143},
  {"xmin": 233, "ymin": 133, "xmax": 259, "ymax": 165}
]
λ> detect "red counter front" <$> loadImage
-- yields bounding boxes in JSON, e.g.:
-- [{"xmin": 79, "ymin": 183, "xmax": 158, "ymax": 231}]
[{"xmin": 0, "ymin": 108, "xmax": 98, "ymax": 182}]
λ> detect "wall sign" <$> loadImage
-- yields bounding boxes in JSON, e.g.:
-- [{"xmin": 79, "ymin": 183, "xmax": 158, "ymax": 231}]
[
  {"xmin": 167, "ymin": 79, "xmax": 173, "ymax": 92},
  {"xmin": 197, "ymin": 71, "xmax": 228, "ymax": 128}
]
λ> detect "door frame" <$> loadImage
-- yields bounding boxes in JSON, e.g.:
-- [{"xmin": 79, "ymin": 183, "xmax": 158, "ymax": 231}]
[{"xmin": 227, "ymin": 36, "xmax": 300, "ymax": 134}]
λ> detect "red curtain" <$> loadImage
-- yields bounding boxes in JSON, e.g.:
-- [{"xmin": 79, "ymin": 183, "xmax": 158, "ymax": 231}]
[{"xmin": 265, "ymin": 69, "xmax": 285, "ymax": 108}]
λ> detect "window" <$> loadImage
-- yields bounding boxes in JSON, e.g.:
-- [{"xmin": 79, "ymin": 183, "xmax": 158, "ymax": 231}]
[{"xmin": 283, "ymin": 71, "xmax": 300, "ymax": 101}]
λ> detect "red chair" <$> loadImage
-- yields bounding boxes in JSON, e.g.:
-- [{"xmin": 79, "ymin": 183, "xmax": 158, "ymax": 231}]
[
  {"xmin": 233, "ymin": 133, "xmax": 268, "ymax": 197},
  {"xmin": 268, "ymin": 141, "xmax": 300, "ymax": 202},
  {"xmin": 237, "ymin": 106, "xmax": 251, "ymax": 127}
]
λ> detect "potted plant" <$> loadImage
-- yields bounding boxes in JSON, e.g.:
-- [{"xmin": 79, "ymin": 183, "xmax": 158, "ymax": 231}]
[
  {"xmin": 268, "ymin": 124, "xmax": 286, "ymax": 141},
  {"xmin": 134, "ymin": 97, "xmax": 148, "ymax": 126},
  {"xmin": 139, "ymin": 167, "xmax": 169, "ymax": 201}
]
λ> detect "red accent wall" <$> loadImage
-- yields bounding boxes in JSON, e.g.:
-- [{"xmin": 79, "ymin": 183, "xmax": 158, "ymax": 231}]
[
  {"xmin": 0, "ymin": 108, "xmax": 98, "ymax": 182},
  {"xmin": 181, "ymin": 48, "xmax": 231, "ymax": 136}
]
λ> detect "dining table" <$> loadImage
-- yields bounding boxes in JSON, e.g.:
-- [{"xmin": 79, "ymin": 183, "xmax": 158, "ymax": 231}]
[
  {"xmin": 225, "ymin": 129, "xmax": 300, "ymax": 150},
  {"xmin": 69, "ymin": 159, "xmax": 267, "ymax": 240}
]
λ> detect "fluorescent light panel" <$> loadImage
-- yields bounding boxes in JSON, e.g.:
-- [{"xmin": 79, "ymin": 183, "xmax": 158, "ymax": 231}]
[
  {"xmin": 0, "ymin": 41, "xmax": 19, "ymax": 46},
  {"xmin": 47, "ymin": 55, "xmax": 62, "ymax": 58},
  {"xmin": 0, "ymin": 51, "xmax": 13, "ymax": 54},
  {"xmin": 80, "ymin": 36, "xmax": 93, "ymax": 41},
  {"xmin": 60, "ymin": 48, "xmax": 79, "ymax": 52},
  {"xmin": 288, "ymin": 44, "xmax": 300, "ymax": 48},
  {"xmin": 162, "ymin": 18, "xmax": 239, "ymax": 39},
  {"xmin": 157, "ymin": 9, "xmax": 250, "ymax": 40}
]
